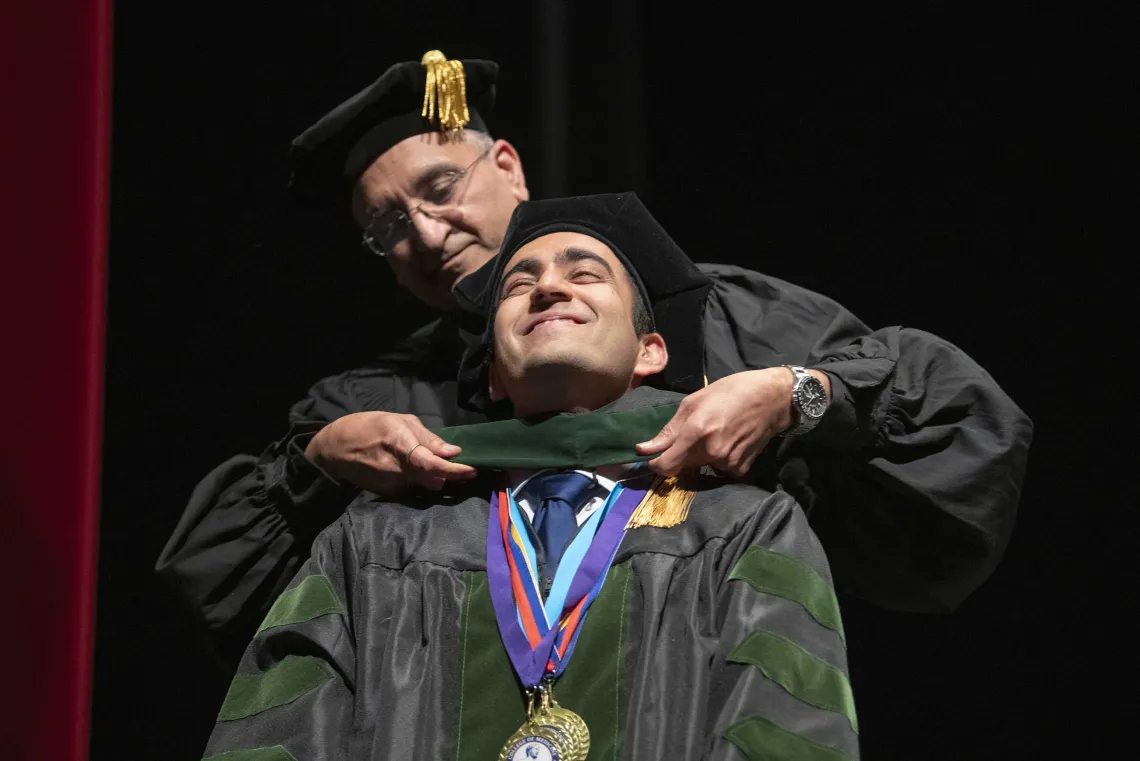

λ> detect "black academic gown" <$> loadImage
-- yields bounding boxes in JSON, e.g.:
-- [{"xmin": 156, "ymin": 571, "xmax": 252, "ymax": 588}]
[
  {"xmin": 202, "ymin": 389, "xmax": 860, "ymax": 761},
  {"xmin": 157, "ymin": 264, "xmax": 1033, "ymax": 665}
]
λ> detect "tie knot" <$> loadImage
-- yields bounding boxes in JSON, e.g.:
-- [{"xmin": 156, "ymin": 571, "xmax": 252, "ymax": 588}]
[{"xmin": 529, "ymin": 471, "xmax": 596, "ymax": 509}]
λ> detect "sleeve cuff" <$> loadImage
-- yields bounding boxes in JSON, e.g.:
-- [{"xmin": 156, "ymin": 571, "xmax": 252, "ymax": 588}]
[
  {"xmin": 269, "ymin": 429, "xmax": 356, "ymax": 541},
  {"xmin": 799, "ymin": 370, "xmax": 873, "ymax": 449}
]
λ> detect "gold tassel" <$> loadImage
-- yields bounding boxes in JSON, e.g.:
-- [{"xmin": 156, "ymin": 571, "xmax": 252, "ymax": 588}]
[
  {"xmin": 421, "ymin": 50, "xmax": 470, "ymax": 131},
  {"xmin": 626, "ymin": 471, "xmax": 698, "ymax": 529}
]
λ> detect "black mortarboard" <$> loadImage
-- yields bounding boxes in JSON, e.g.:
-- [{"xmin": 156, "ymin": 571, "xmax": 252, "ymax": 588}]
[
  {"xmin": 289, "ymin": 51, "xmax": 498, "ymax": 204},
  {"xmin": 457, "ymin": 192, "xmax": 715, "ymax": 410}
]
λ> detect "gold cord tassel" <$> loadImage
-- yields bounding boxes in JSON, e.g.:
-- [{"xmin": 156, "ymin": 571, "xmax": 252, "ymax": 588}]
[
  {"xmin": 625, "ymin": 375, "xmax": 708, "ymax": 530},
  {"xmin": 421, "ymin": 50, "xmax": 470, "ymax": 131},
  {"xmin": 626, "ymin": 471, "xmax": 698, "ymax": 529}
]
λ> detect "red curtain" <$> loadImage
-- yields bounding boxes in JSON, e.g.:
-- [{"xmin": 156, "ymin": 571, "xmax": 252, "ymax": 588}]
[{"xmin": 0, "ymin": 1, "xmax": 111, "ymax": 758}]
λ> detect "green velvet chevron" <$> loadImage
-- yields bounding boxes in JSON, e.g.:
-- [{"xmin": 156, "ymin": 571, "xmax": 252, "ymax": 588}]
[
  {"xmin": 728, "ymin": 546, "xmax": 845, "ymax": 641},
  {"xmin": 728, "ymin": 630, "xmax": 857, "ymax": 733},
  {"xmin": 257, "ymin": 575, "xmax": 343, "ymax": 633},
  {"xmin": 725, "ymin": 715, "xmax": 856, "ymax": 761},
  {"xmin": 218, "ymin": 656, "xmax": 335, "ymax": 722}
]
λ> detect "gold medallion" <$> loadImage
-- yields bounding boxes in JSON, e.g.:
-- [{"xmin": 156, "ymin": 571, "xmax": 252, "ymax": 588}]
[
  {"xmin": 543, "ymin": 685, "xmax": 589, "ymax": 760},
  {"xmin": 499, "ymin": 685, "xmax": 590, "ymax": 761}
]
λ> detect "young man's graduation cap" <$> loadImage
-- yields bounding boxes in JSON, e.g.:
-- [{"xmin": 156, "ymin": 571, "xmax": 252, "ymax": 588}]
[
  {"xmin": 458, "ymin": 192, "xmax": 715, "ymax": 412},
  {"xmin": 289, "ymin": 50, "xmax": 499, "ymax": 205}
]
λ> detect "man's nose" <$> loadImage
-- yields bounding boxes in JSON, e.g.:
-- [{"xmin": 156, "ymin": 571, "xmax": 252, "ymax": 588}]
[
  {"xmin": 532, "ymin": 269, "xmax": 572, "ymax": 302},
  {"xmin": 408, "ymin": 210, "xmax": 450, "ymax": 251}
]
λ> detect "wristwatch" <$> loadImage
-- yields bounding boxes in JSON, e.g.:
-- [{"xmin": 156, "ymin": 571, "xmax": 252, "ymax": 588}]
[{"xmin": 782, "ymin": 366, "xmax": 829, "ymax": 437}]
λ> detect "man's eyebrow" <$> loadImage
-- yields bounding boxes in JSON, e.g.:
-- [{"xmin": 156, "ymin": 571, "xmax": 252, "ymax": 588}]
[
  {"xmin": 366, "ymin": 162, "xmax": 461, "ymax": 217},
  {"xmin": 500, "ymin": 256, "xmax": 543, "ymax": 286},
  {"xmin": 410, "ymin": 162, "xmax": 463, "ymax": 196},
  {"xmin": 555, "ymin": 246, "xmax": 615, "ymax": 276},
  {"xmin": 497, "ymin": 246, "xmax": 617, "ymax": 297}
]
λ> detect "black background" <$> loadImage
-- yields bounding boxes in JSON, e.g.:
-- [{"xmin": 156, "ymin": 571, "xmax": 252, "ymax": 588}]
[{"xmin": 94, "ymin": 4, "xmax": 1128, "ymax": 759}]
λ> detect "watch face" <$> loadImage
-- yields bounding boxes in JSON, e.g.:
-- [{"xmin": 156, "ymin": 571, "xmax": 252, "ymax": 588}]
[{"xmin": 796, "ymin": 376, "xmax": 828, "ymax": 419}]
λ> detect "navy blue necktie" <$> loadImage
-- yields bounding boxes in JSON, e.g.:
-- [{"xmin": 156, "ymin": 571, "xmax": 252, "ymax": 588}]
[{"xmin": 529, "ymin": 471, "xmax": 595, "ymax": 586}]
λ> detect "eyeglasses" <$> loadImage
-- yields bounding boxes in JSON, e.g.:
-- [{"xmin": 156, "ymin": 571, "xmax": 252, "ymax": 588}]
[{"xmin": 361, "ymin": 144, "xmax": 493, "ymax": 257}]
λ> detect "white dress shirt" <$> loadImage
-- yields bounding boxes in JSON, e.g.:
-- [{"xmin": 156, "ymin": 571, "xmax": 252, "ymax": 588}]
[{"xmin": 508, "ymin": 464, "xmax": 638, "ymax": 527}]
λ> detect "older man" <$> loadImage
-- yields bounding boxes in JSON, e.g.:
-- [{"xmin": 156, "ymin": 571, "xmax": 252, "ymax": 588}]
[
  {"xmin": 201, "ymin": 194, "xmax": 860, "ymax": 761},
  {"xmin": 158, "ymin": 52, "xmax": 1032, "ymax": 665}
]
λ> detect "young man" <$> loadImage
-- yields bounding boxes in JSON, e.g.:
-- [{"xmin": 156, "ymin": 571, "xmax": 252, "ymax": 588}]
[
  {"xmin": 201, "ymin": 194, "xmax": 860, "ymax": 761},
  {"xmin": 159, "ymin": 52, "xmax": 1032, "ymax": 665}
]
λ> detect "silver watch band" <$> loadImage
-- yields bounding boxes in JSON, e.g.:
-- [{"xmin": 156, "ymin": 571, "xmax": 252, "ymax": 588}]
[{"xmin": 782, "ymin": 365, "xmax": 823, "ymax": 437}]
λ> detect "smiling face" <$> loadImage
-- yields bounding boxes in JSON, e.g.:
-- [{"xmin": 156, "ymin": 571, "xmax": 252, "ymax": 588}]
[
  {"xmin": 352, "ymin": 131, "xmax": 529, "ymax": 310},
  {"xmin": 489, "ymin": 231, "xmax": 667, "ymax": 417}
]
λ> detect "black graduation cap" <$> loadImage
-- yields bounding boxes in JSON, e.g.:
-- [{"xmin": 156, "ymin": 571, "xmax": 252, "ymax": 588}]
[
  {"xmin": 288, "ymin": 51, "xmax": 499, "ymax": 205},
  {"xmin": 457, "ymin": 192, "xmax": 714, "ymax": 411}
]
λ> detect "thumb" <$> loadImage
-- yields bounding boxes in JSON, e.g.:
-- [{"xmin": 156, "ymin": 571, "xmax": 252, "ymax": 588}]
[{"xmin": 637, "ymin": 420, "xmax": 678, "ymax": 455}]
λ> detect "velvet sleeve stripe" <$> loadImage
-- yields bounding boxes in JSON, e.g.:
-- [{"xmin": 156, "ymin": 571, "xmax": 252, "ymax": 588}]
[
  {"xmin": 724, "ymin": 715, "xmax": 856, "ymax": 761},
  {"xmin": 727, "ymin": 630, "xmax": 858, "ymax": 733},
  {"xmin": 217, "ymin": 656, "xmax": 335, "ymax": 722},
  {"xmin": 728, "ymin": 546, "xmax": 845, "ymax": 641},
  {"xmin": 202, "ymin": 747, "xmax": 298, "ymax": 761},
  {"xmin": 256, "ymin": 575, "xmax": 343, "ymax": 634}
]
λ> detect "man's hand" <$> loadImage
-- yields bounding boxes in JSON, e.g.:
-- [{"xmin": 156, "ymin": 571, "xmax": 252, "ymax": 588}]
[
  {"xmin": 305, "ymin": 411, "xmax": 477, "ymax": 495},
  {"xmin": 636, "ymin": 368, "xmax": 829, "ymax": 478}
]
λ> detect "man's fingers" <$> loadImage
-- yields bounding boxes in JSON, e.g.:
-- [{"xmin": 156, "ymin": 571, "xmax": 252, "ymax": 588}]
[
  {"xmin": 714, "ymin": 435, "xmax": 769, "ymax": 478},
  {"xmin": 637, "ymin": 398, "xmax": 700, "ymax": 455},
  {"xmin": 408, "ymin": 471, "xmax": 448, "ymax": 491},
  {"xmin": 646, "ymin": 455, "xmax": 674, "ymax": 477},
  {"xmin": 647, "ymin": 449, "xmax": 687, "ymax": 477},
  {"xmin": 337, "ymin": 463, "xmax": 404, "ymax": 497},
  {"xmin": 735, "ymin": 438, "xmax": 767, "ymax": 476},
  {"xmin": 645, "ymin": 427, "xmax": 704, "ymax": 477},
  {"xmin": 404, "ymin": 417, "xmax": 462, "ymax": 458},
  {"xmin": 407, "ymin": 445, "xmax": 478, "ymax": 481},
  {"xmin": 723, "ymin": 453, "xmax": 753, "ymax": 478},
  {"xmin": 636, "ymin": 420, "xmax": 680, "ymax": 455}
]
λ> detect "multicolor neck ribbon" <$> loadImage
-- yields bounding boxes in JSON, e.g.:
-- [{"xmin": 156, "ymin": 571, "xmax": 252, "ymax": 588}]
[{"xmin": 486, "ymin": 482, "xmax": 645, "ymax": 688}]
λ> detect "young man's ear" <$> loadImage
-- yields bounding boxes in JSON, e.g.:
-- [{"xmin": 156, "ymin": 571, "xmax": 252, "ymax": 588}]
[
  {"xmin": 631, "ymin": 333, "xmax": 668, "ymax": 384},
  {"xmin": 487, "ymin": 356, "xmax": 508, "ymax": 402}
]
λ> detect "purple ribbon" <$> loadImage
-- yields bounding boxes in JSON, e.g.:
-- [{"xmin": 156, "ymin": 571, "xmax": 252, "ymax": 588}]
[{"xmin": 486, "ymin": 487, "xmax": 645, "ymax": 688}]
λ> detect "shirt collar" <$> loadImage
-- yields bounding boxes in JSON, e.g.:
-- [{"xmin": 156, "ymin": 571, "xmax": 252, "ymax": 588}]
[{"xmin": 508, "ymin": 463, "xmax": 640, "ymax": 499}]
